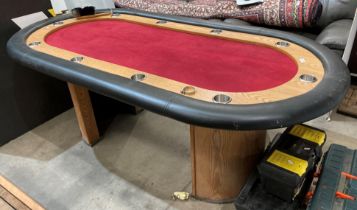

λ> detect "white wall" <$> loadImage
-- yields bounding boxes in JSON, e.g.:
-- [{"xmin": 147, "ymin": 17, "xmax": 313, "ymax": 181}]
[
  {"xmin": 343, "ymin": 9, "xmax": 357, "ymax": 65},
  {"xmin": 51, "ymin": 0, "xmax": 115, "ymax": 14}
]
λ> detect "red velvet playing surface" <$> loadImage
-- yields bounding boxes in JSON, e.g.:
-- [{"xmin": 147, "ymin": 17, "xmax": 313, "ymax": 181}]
[{"xmin": 45, "ymin": 20, "xmax": 298, "ymax": 92}]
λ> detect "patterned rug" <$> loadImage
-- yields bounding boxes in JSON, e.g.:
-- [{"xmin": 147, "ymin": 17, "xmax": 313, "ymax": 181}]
[{"xmin": 114, "ymin": 0, "xmax": 322, "ymax": 28}]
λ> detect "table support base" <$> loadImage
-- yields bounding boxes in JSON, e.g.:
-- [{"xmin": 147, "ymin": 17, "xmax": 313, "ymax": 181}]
[
  {"xmin": 68, "ymin": 83, "xmax": 144, "ymax": 146},
  {"xmin": 68, "ymin": 83, "xmax": 100, "ymax": 146},
  {"xmin": 190, "ymin": 125, "xmax": 266, "ymax": 203}
]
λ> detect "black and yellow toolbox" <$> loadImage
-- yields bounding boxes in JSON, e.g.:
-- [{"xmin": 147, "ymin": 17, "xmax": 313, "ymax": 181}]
[
  {"xmin": 235, "ymin": 124, "xmax": 326, "ymax": 210},
  {"xmin": 258, "ymin": 124, "xmax": 326, "ymax": 201}
]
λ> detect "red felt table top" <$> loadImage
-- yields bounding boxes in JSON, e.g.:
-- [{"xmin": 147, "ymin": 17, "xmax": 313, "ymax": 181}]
[{"xmin": 45, "ymin": 19, "xmax": 298, "ymax": 92}]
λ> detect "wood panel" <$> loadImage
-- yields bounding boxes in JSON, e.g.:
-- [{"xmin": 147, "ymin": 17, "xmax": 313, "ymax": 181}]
[
  {"xmin": 26, "ymin": 14, "xmax": 325, "ymax": 105},
  {"xmin": 0, "ymin": 196, "xmax": 16, "ymax": 210},
  {"xmin": 338, "ymin": 85, "xmax": 357, "ymax": 117},
  {"xmin": 0, "ymin": 186, "xmax": 30, "ymax": 210},
  {"xmin": 0, "ymin": 176, "xmax": 44, "ymax": 210},
  {"xmin": 190, "ymin": 126, "xmax": 266, "ymax": 202},
  {"xmin": 67, "ymin": 83, "xmax": 100, "ymax": 145}
]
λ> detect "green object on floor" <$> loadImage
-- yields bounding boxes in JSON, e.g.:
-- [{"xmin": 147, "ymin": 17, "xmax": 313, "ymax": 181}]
[{"xmin": 308, "ymin": 144, "xmax": 357, "ymax": 210}]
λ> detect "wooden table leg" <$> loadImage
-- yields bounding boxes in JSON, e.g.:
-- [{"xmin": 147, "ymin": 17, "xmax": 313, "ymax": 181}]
[
  {"xmin": 190, "ymin": 125, "xmax": 266, "ymax": 203},
  {"xmin": 67, "ymin": 83, "xmax": 100, "ymax": 146}
]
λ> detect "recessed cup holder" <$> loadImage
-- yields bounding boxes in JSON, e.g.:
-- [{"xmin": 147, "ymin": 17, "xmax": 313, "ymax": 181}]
[
  {"xmin": 276, "ymin": 41, "xmax": 290, "ymax": 47},
  {"xmin": 111, "ymin": 13, "xmax": 120, "ymax": 17},
  {"xmin": 210, "ymin": 29, "xmax": 223, "ymax": 34},
  {"xmin": 181, "ymin": 86, "xmax": 196, "ymax": 95},
  {"xmin": 70, "ymin": 56, "xmax": 84, "ymax": 63},
  {"xmin": 299, "ymin": 74, "xmax": 317, "ymax": 83},
  {"xmin": 212, "ymin": 94, "xmax": 232, "ymax": 104},
  {"xmin": 156, "ymin": 20, "xmax": 167, "ymax": 24},
  {"xmin": 131, "ymin": 74, "xmax": 146, "ymax": 81},
  {"xmin": 53, "ymin": 21, "xmax": 64, "ymax": 26},
  {"xmin": 28, "ymin": 41, "xmax": 41, "ymax": 47}
]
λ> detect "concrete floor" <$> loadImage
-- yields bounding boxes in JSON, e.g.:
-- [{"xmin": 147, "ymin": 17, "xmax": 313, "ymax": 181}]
[{"xmin": 0, "ymin": 109, "xmax": 356, "ymax": 210}]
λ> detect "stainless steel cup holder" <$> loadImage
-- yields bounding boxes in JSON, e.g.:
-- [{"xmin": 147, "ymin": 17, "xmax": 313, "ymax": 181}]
[
  {"xmin": 299, "ymin": 74, "xmax": 317, "ymax": 83},
  {"xmin": 111, "ymin": 13, "xmax": 120, "ymax": 17},
  {"xmin": 131, "ymin": 74, "xmax": 146, "ymax": 81},
  {"xmin": 210, "ymin": 29, "xmax": 222, "ymax": 34},
  {"xmin": 181, "ymin": 86, "xmax": 196, "ymax": 95},
  {"xmin": 212, "ymin": 94, "xmax": 232, "ymax": 104},
  {"xmin": 70, "ymin": 56, "xmax": 84, "ymax": 63},
  {"xmin": 28, "ymin": 41, "xmax": 41, "ymax": 47},
  {"xmin": 276, "ymin": 41, "xmax": 290, "ymax": 47},
  {"xmin": 53, "ymin": 21, "xmax": 64, "ymax": 26},
  {"xmin": 156, "ymin": 20, "xmax": 167, "ymax": 24}
]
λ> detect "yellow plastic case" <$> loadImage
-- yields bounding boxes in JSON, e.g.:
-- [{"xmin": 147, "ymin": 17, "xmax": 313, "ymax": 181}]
[{"xmin": 258, "ymin": 124, "xmax": 326, "ymax": 201}]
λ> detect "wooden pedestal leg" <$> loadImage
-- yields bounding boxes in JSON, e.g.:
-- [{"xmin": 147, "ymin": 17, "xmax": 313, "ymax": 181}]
[
  {"xmin": 67, "ymin": 83, "xmax": 100, "ymax": 146},
  {"xmin": 190, "ymin": 125, "xmax": 266, "ymax": 203}
]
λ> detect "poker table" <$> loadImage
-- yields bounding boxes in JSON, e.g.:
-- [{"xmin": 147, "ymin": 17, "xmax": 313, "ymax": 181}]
[{"xmin": 7, "ymin": 9, "xmax": 350, "ymax": 202}]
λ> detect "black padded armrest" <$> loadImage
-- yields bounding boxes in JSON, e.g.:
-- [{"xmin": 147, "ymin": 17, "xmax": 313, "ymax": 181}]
[
  {"xmin": 318, "ymin": 0, "xmax": 357, "ymax": 28},
  {"xmin": 315, "ymin": 19, "xmax": 352, "ymax": 50}
]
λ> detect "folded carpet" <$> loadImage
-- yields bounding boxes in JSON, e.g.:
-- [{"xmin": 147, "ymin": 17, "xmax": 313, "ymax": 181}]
[{"xmin": 114, "ymin": 0, "xmax": 322, "ymax": 28}]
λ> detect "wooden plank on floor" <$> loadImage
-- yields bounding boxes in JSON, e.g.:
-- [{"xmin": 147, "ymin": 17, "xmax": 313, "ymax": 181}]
[
  {"xmin": 338, "ymin": 85, "xmax": 357, "ymax": 117},
  {"xmin": 0, "ymin": 176, "xmax": 45, "ymax": 210},
  {"xmin": 0, "ymin": 185, "xmax": 30, "ymax": 210},
  {"xmin": 0, "ymin": 197, "xmax": 15, "ymax": 210}
]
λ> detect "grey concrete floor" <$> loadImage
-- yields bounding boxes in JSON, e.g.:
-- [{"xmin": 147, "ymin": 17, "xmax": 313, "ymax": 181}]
[{"xmin": 0, "ymin": 109, "xmax": 356, "ymax": 210}]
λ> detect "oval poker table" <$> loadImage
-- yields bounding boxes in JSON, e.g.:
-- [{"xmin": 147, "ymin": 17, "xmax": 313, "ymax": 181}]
[{"xmin": 7, "ymin": 9, "xmax": 350, "ymax": 202}]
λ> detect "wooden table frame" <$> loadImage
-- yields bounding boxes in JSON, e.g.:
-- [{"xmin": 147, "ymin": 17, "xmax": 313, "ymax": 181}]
[
  {"xmin": 44, "ymin": 14, "xmax": 317, "ymax": 202},
  {"xmin": 68, "ymin": 83, "xmax": 100, "ymax": 145},
  {"xmin": 22, "ymin": 13, "xmax": 331, "ymax": 203},
  {"xmin": 68, "ymin": 82, "xmax": 266, "ymax": 202}
]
